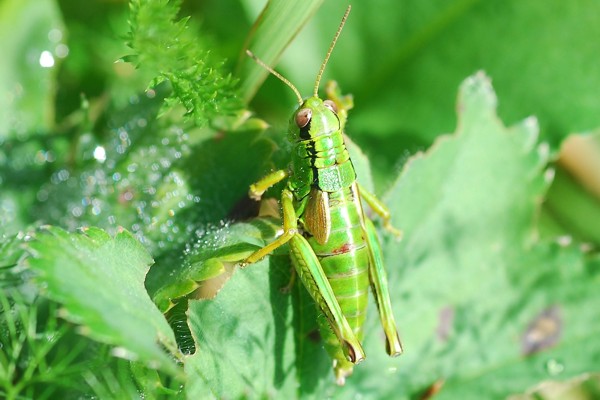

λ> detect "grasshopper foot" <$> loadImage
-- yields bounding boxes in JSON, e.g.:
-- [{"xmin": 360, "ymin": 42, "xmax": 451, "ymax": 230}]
[{"xmin": 384, "ymin": 221, "xmax": 403, "ymax": 241}]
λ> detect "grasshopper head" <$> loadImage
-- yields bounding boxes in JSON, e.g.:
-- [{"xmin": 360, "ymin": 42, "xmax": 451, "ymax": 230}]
[{"xmin": 288, "ymin": 96, "xmax": 340, "ymax": 142}]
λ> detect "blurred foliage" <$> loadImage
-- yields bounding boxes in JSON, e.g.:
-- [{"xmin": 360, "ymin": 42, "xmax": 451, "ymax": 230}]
[
  {"xmin": 0, "ymin": 0, "xmax": 599, "ymax": 398},
  {"xmin": 126, "ymin": 0, "xmax": 241, "ymax": 125}
]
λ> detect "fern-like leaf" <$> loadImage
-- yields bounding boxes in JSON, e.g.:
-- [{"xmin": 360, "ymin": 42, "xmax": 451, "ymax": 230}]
[{"xmin": 126, "ymin": 0, "xmax": 241, "ymax": 125}]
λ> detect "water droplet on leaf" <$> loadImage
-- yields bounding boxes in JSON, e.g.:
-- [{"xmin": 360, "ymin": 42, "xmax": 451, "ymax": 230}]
[
  {"xmin": 544, "ymin": 358, "xmax": 564, "ymax": 376},
  {"xmin": 39, "ymin": 50, "xmax": 55, "ymax": 68}
]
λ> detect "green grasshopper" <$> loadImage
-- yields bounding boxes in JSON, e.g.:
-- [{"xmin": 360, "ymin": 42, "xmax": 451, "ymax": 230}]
[{"xmin": 244, "ymin": 5, "xmax": 402, "ymax": 384}]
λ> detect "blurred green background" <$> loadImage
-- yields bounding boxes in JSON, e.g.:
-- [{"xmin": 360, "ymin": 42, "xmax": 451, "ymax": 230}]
[{"xmin": 1, "ymin": 0, "xmax": 600, "ymax": 398}]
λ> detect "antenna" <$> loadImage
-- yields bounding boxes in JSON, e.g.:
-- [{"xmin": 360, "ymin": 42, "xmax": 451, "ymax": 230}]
[
  {"xmin": 246, "ymin": 50, "xmax": 303, "ymax": 105},
  {"xmin": 313, "ymin": 5, "xmax": 351, "ymax": 97}
]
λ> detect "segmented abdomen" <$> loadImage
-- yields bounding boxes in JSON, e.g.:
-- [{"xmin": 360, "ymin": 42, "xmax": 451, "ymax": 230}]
[{"xmin": 307, "ymin": 184, "xmax": 369, "ymax": 342}]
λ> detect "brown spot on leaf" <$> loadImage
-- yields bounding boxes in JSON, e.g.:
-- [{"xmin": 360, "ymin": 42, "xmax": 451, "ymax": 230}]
[
  {"xmin": 521, "ymin": 305, "xmax": 562, "ymax": 355},
  {"xmin": 436, "ymin": 306, "xmax": 454, "ymax": 342},
  {"xmin": 420, "ymin": 380, "xmax": 445, "ymax": 399}
]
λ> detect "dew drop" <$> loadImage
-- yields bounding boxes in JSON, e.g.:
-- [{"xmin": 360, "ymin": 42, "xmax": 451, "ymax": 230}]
[
  {"xmin": 160, "ymin": 158, "xmax": 171, "ymax": 168},
  {"xmin": 39, "ymin": 50, "xmax": 55, "ymax": 68},
  {"xmin": 93, "ymin": 146, "xmax": 106, "ymax": 162},
  {"xmin": 55, "ymin": 169, "xmax": 70, "ymax": 182},
  {"xmin": 544, "ymin": 359, "xmax": 564, "ymax": 376},
  {"xmin": 556, "ymin": 235, "xmax": 572, "ymax": 247},
  {"xmin": 47, "ymin": 28, "xmax": 62, "ymax": 42},
  {"xmin": 85, "ymin": 174, "xmax": 97, "ymax": 186},
  {"xmin": 55, "ymin": 43, "xmax": 69, "ymax": 58},
  {"xmin": 34, "ymin": 150, "xmax": 48, "ymax": 164},
  {"xmin": 37, "ymin": 189, "xmax": 49, "ymax": 202},
  {"xmin": 118, "ymin": 128, "xmax": 129, "ymax": 142},
  {"xmin": 544, "ymin": 168, "xmax": 555, "ymax": 183},
  {"xmin": 523, "ymin": 116, "xmax": 538, "ymax": 130},
  {"xmin": 122, "ymin": 190, "xmax": 134, "ymax": 202},
  {"xmin": 537, "ymin": 142, "xmax": 550, "ymax": 159},
  {"xmin": 111, "ymin": 346, "xmax": 135, "ymax": 360}
]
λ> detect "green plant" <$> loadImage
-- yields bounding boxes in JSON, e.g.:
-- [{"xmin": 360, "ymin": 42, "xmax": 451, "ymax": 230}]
[{"xmin": 1, "ymin": 0, "xmax": 599, "ymax": 398}]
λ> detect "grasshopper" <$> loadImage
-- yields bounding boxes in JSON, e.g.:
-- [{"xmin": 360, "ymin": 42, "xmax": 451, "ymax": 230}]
[{"xmin": 244, "ymin": 5, "xmax": 402, "ymax": 384}]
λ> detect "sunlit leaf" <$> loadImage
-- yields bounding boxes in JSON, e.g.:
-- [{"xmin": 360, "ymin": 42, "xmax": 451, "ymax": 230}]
[
  {"xmin": 360, "ymin": 72, "xmax": 600, "ymax": 399},
  {"xmin": 238, "ymin": 0, "xmax": 325, "ymax": 102},
  {"xmin": 150, "ymin": 217, "xmax": 281, "ymax": 312},
  {"xmin": 126, "ymin": 0, "xmax": 241, "ymax": 125},
  {"xmin": 26, "ymin": 226, "xmax": 180, "ymax": 374},
  {"xmin": 180, "ymin": 72, "xmax": 600, "ymax": 398}
]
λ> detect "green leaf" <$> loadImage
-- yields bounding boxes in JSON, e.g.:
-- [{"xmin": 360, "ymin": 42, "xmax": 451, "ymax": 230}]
[
  {"xmin": 179, "ymin": 72, "xmax": 600, "ymax": 398},
  {"xmin": 150, "ymin": 217, "xmax": 282, "ymax": 312},
  {"xmin": 184, "ymin": 255, "xmax": 301, "ymax": 399},
  {"xmin": 238, "ymin": 0, "xmax": 325, "ymax": 102},
  {"xmin": 0, "ymin": 0, "xmax": 63, "ymax": 138},
  {"xmin": 0, "ymin": 233, "xmax": 22, "ymax": 269},
  {"xmin": 423, "ymin": 245, "xmax": 599, "ymax": 400},
  {"xmin": 355, "ymin": 72, "xmax": 599, "ymax": 398},
  {"xmin": 127, "ymin": 0, "xmax": 241, "ymax": 125},
  {"xmin": 0, "ymin": 233, "xmax": 25, "ymax": 289},
  {"xmin": 25, "ymin": 226, "xmax": 180, "ymax": 374}
]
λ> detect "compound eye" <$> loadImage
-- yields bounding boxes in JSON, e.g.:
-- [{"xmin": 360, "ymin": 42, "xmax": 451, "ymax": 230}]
[
  {"xmin": 323, "ymin": 100, "xmax": 338, "ymax": 114},
  {"xmin": 295, "ymin": 108, "xmax": 312, "ymax": 128}
]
